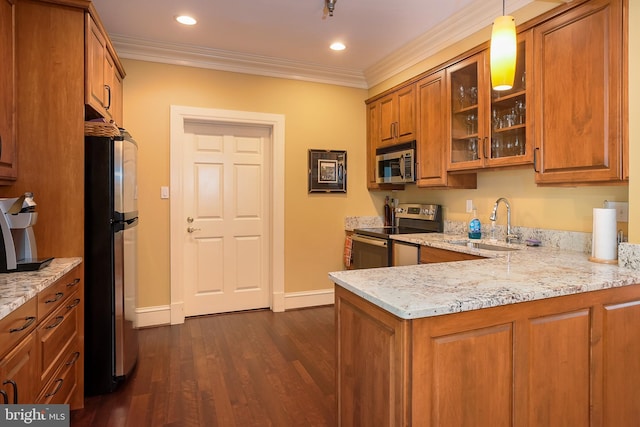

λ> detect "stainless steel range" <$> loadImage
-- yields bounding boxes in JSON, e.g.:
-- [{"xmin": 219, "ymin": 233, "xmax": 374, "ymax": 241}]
[{"xmin": 351, "ymin": 203, "xmax": 443, "ymax": 269}]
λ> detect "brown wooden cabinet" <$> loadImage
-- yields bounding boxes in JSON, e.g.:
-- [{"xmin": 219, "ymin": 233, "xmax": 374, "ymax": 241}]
[
  {"xmin": 0, "ymin": 265, "xmax": 82, "ymax": 407},
  {"xmin": 416, "ymin": 70, "xmax": 476, "ymax": 188},
  {"xmin": 365, "ymin": 102, "xmax": 381, "ymax": 189},
  {"xmin": 379, "ymin": 84, "xmax": 416, "ymax": 146},
  {"xmin": 86, "ymin": 14, "xmax": 125, "ymax": 127},
  {"xmin": 336, "ymin": 283, "xmax": 640, "ymax": 426},
  {"xmin": 0, "ymin": 0, "xmax": 17, "ymax": 184},
  {"xmin": 533, "ymin": 0, "xmax": 625, "ymax": 184},
  {"xmin": 365, "ymin": 95, "xmax": 406, "ymax": 191},
  {"xmin": 447, "ymin": 33, "xmax": 533, "ymax": 172},
  {"xmin": 0, "ymin": 297, "xmax": 37, "ymax": 404},
  {"xmin": 0, "ymin": 333, "xmax": 38, "ymax": 405},
  {"xmin": 419, "ymin": 245, "xmax": 484, "ymax": 263},
  {"xmin": 335, "ymin": 285, "xmax": 410, "ymax": 426}
]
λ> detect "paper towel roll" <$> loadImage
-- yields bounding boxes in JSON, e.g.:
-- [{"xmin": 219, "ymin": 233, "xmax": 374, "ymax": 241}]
[{"xmin": 590, "ymin": 208, "xmax": 618, "ymax": 263}]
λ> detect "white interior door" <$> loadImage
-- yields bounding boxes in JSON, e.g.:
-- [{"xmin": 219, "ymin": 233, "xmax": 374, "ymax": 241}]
[{"xmin": 180, "ymin": 120, "xmax": 271, "ymax": 316}]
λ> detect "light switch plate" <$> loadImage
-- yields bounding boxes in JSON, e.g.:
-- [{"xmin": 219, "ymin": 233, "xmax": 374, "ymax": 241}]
[
  {"xmin": 604, "ymin": 201, "xmax": 628, "ymax": 222},
  {"xmin": 161, "ymin": 186, "xmax": 170, "ymax": 199}
]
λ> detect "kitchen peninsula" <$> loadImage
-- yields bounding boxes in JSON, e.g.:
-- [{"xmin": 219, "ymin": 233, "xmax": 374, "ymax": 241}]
[{"xmin": 329, "ymin": 235, "xmax": 640, "ymax": 426}]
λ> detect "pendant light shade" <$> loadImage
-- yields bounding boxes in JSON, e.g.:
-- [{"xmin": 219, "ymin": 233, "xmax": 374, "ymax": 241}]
[{"xmin": 490, "ymin": 15, "xmax": 517, "ymax": 91}]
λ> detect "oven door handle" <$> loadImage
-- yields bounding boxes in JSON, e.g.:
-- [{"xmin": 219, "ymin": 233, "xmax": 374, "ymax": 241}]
[{"xmin": 352, "ymin": 235, "xmax": 388, "ymax": 248}]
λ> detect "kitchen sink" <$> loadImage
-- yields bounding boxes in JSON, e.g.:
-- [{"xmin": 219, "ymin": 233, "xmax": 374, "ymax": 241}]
[{"xmin": 447, "ymin": 240, "xmax": 520, "ymax": 252}]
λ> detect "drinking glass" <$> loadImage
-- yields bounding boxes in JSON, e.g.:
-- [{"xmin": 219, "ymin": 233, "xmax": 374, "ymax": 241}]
[
  {"xmin": 458, "ymin": 85, "xmax": 465, "ymax": 109},
  {"xmin": 492, "ymin": 109, "xmax": 500, "ymax": 130},
  {"xmin": 515, "ymin": 100, "xmax": 526, "ymax": 125},
  {"xmin": 467, "ymin": 87, "xmax": 478, "ymax": 106},
  {"xmin": 468, "ymin": 138, "xmax": 478, "ymax": 160},
  {"xmin": 466, "ymin": 114, "xmax": 477, "ymax": 135},
  {"xmin": 492, "ymin": 137, "xmax": 501, "ymax": 158}
]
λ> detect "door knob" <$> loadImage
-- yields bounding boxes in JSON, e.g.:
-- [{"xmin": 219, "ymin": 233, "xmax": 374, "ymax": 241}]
[
  {"xmin": 187, "ymin": 217, "xmax": 194, "ymax": 223},
  {"xmin": 187, "ymin": 227, "xmax": 201, "ymax": 233}
]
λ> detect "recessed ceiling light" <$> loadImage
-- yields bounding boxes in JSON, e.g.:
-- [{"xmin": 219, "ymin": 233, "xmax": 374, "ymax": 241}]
[
  {"xmin": 175, "ymin": 15, "xmax": 197, "ymax": 26},
  {"xmin": 330, "ymin": 42, "xmax": 346, "ymax": 51}
]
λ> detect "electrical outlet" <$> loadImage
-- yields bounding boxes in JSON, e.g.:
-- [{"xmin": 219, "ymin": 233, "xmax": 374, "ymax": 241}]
[
  {"xmin": 466, "ymin": 200, "xmax": 473, "ymax": 213},
  {"xmin": 604, "ymin": 201, "xmax": 628, "ymax": 222}
]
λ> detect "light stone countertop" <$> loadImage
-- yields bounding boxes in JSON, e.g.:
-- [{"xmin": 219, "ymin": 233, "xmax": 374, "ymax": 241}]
[
  {"xmin": 329, "ymin": 233, "xmax": 640, "ymax": 320},
  {"xmin": 0, "ymin": 258, "xmax": 82, "ymax": 321}
]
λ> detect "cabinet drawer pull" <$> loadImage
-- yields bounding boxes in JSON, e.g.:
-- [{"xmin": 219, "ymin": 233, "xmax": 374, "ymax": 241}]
[
  {"xmin": 66, "ymin": 298, "xmax": 81, "ymax": 310},
  {"xmin": 45, "ymin": 292, "xmax": 64, "ymax": 304},
  {"xmin": 66, "ymin": 278, "xmax": 80, "ymax": 288},
  {"xmin": 66, "ymin": 351, "xmax": 80, "ymax": 366},
  {"xmin": 44, "ymin": 315, "xmax": 64, "ymax": 330},
  {"xmin": 45, "ymin": 379, "xmax": 64, "ymax": 398},
  {"xmin": 0, "ymin": 390, "xmax": 7, "ymax": 404},
  {"xmin": 2, "ymin": 380, "xmax": 17, "ymax": 403},
  {"xmin": 9, "ymin": 316, "xmax": 36, "ymax": 333}
]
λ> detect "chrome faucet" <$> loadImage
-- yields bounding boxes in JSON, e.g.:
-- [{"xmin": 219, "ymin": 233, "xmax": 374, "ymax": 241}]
[{"xmin": 489, "ymin": 197, "xmax": 520, "ymax": 243}]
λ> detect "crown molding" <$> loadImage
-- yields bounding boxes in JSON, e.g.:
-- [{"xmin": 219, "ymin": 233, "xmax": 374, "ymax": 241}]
[
  {"xmin": 111, "ymin": 0, "xmax": 558, "ymax": 90},
  {"xmin": 364, "ymin": 0, "xmax": 542, "ymax": 87},
  {"xmin": 110, "ymin": 35, "xmax": 369, "ymax": 89}
]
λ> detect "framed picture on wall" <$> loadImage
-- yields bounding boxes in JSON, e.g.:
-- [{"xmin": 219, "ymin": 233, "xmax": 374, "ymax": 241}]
[{"xmin": 308, "ymin": 149, "xmax": 347, "ymax": 193}]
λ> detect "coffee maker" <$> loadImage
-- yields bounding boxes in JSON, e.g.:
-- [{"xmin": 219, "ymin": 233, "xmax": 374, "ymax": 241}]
[{"xmin": 0, "ymin": 192, "xmax": 52, "ymax": 272}]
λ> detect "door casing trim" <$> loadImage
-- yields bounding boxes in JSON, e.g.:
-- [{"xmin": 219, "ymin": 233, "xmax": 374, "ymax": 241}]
[{"xmin": 169, "ymin": 105, "xmax": 285, "ymax": 324}]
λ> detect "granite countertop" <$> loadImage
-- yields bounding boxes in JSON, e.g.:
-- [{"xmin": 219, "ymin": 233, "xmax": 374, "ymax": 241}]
[
  {"xmin": 0, "ymin": 257, "xmax": 83, "ymax": 321},
  {"xmin": 329, "ymin": 233, "xmax": 640, "ymax": 320}
]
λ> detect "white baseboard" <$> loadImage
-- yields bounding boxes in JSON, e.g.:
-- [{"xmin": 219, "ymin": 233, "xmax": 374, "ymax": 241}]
[
  {"xmin": 283, "ymin": 288, "xmax": 335, "ymax": 310},
  {"xmin": 136, "ymin": 289, "xmax": 335, "ymax": 328},
  {"xmin": 135, "ymin": 305, "xmax": 171, "ymax": 328}
]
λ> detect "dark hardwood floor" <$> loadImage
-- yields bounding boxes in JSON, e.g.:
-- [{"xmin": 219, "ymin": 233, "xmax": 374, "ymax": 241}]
[{"xmin": 71, "ymin": 306, "xmax": 336, "ymax": 427}]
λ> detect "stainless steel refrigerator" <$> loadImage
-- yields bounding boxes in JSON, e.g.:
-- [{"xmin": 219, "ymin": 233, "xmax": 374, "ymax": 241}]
[{"xmin": 84, "ymin": 129, "xmax": 139, "ymax": 395}]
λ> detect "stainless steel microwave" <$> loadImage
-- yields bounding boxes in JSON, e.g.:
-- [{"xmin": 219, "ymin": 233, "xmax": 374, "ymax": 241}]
[{"xmin": 375, "ymin": 141, "xmax": 416, "ymax": 184}]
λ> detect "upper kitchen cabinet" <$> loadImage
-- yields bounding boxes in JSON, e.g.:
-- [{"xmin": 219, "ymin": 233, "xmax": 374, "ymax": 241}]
[
  {"xmin": 533, "ymin": 0, "xmax": 625, "ymax": 185},
  {"xmin": 447, "ymin": 32, "xmax": 533, "ymax": 172},
  {"xmin": 0, "ymin": 0, "xmax": 17, "ymax": 184},
  {"xmin": 86, "ymin": 14, "xmax": 125, "ymax": 127},
  {"xmin": 415, "ymin": 70, "xmax": 476, "ymax": 188},
  {"xmin": 378, "ymin": 83, "xmax": 416, "ymax": 146},
  {"xmin": 366, "ymin": 88, "xmax": 410, "ymax": 191}
]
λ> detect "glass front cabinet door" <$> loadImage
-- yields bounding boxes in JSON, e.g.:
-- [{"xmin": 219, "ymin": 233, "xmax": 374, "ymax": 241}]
[{"xmin": 447, "ymin": 32, "xmax": 532, "ymax": 171}]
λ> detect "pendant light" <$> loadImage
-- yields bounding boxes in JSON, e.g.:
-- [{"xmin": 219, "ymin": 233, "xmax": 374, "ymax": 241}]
[{"xmin": 490, "ymin": 0, "xmax": 517, "ymax": 91}]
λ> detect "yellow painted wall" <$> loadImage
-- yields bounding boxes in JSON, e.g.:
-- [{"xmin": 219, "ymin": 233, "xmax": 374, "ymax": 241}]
[
  {"xmin": 396, "ymin": 170, "xmax": 627, "ymax": 232},
  {"xmin": 121, "ymin": 60, "xmax": 380, "ymax": 307},
  {"xmin": 124, "ymin": 1, "xmax": 637, "ymax": 309}
]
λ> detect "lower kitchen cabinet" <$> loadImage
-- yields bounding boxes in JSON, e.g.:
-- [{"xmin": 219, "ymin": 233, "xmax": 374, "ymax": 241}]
[
  {"xmin": 0, "ymin": 332, "xmax": 38, "ymax": 404},
  {"xmin": 336, "ymin": 283, "xmax": 640, "ymax": 426},
  {"xmin": 0, "ymin": 264, "xmax": 83, "ymax": 407},
  {"xmin": 419, "ymin": 245, "xmax": 484, "ymax": 263}
]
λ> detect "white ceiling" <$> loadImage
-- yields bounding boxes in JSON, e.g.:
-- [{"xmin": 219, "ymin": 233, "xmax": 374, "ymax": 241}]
[{"xmin": 91, "ymin": 0, "xmax": 561, "ymax": 88}]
